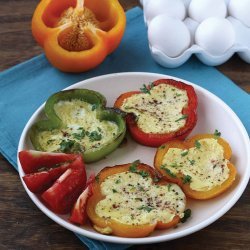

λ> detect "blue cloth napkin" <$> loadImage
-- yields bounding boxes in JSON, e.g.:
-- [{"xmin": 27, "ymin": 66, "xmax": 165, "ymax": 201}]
[{"xmin": 0, "ymin": 6, "xmax": 249, "ymax": 250}]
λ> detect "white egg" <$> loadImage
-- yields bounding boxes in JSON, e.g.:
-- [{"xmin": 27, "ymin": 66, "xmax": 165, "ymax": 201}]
[
  {"xmin": 188, "ymin": 0, "xmax": 227, "ymax": 23},
  {"xmin": 195, "ymin": 17, "xmax": 235, "ymax": 55},
  {"xmin": 144, "ymin": 0, "xmax": 186, "ymax": 24},
  {"xmin": 148, "ymin": 15, "xmax": 191, "ymax": 58},
  {"xmin": 228, "ymin": 0, "xmax": 250, "ymax": 27}
]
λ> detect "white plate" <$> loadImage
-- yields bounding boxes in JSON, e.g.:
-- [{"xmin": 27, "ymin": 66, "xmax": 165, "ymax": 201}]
[{"xmin": 17, "ymin": 72, "xmax": 250, "ymax": 245}]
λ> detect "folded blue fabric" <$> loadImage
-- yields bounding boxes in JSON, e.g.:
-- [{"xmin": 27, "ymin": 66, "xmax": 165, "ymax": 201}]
[{"xmin": 0, "ymin": 6, "xmax": 249, "ymax": 250}]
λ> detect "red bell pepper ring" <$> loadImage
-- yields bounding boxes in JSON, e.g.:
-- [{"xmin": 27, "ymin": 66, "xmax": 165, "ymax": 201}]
[
  {"xmin": 69, "ymin": 173, "xmax": 95, "ymax": 225},
  {"xmin": 114, "ymin": 79, "xmax": 198, "ymax": 147}
]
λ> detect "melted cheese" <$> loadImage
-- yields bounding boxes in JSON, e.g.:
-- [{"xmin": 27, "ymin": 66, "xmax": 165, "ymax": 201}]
[
  {"xmin": 95, "ymin": 172, "xmax": 186, "ymax": 225},
  {"xmin": 162, "ymin": 138, "xmax": 229, "ymax": 191},
  {"xmin": 120, "ymin": 84, "xmax": 188, "ymax": 133},
  {"xmin": 37, "ymin": 99, "xmax": 118, "ymax": 153}
]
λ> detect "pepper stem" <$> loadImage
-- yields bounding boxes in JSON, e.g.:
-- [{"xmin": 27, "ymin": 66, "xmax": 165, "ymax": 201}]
[{"xmin": 76, "ymin": 0, "xmax": 85, "ymax": 10}]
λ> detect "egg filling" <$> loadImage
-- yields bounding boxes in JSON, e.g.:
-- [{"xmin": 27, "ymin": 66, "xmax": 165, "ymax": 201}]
[
  {"xmin": 36, "ymin": 99, "xmax": 119, "ymax": 153},
  {"xmin": 161, "ymin": 138, "xmax": 230, "ymax": 191},
  {"xmin": 95, "ymin": 171, "xmax": 186, "ymax": 225},
  {"xmin": 120, "ymin": 84, "xmax": 188, "ymax": 134}
]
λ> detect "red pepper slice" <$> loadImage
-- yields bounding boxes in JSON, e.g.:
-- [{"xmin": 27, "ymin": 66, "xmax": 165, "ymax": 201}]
[
  {"xmin": 19, "ymin": 150, "xmax": 87, "ymax": 214},
  {"xmin": 41, "ymin": 169, "xmax": 84, "ymax": 214},
  {"xmin": 22, "ymin": 163, "xmax": 70, "ymax": 193},
  {"xmin": 69, "ymin": 173, "xmax": 95, "ymax": 225},
  {"xmin": 19, "ymin": 150, "xmax": 78, "ymax": 174},
  {"xmin": 114, "ymin": 79, "xmax": 198, "ymax": 147},
  {"xmin": 41, "ymin": 155, "xmax": 86, "ymax": 214}
]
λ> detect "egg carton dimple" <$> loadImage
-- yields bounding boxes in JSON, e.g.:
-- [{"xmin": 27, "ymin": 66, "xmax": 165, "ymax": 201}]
[{"xmin": 140, "ymin": 0, "xmax": 250, "ymax": 68}]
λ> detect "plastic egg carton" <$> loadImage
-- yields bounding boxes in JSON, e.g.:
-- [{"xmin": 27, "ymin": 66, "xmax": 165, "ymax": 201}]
[{"xmin": 140, "ymin": 0, "xmax": 250, "ymax": 68}]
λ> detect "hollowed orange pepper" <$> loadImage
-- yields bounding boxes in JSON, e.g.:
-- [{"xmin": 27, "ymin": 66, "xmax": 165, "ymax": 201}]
[
  {"xmin": 32, "ymin": 0, "xmax": 126, "ymax": 72},
  {"xmin": 154, "ymin": 134, "xmax": 237, "ymax": 200},
  {"xmin": 86, "ymin": 163, "xmax": 185, "ymax": 237}
]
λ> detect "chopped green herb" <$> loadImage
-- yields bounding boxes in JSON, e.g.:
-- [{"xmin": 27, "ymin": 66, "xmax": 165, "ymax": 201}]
[
  {"xmin": 140, "ymin": 82, "xmax": 154, "ymax": 94},
  {"xmin": 129, "ymin": 160, "xmax": 140, "ymax": 173},
  {"xmin": 183, "ymin": 175, "xmax": 192, "ymax": 184},
  {"xmin": 59, "ymin": 140, "xmax": 83, "ymax": 153},
  {"xmin": 165, "ymin": 168, "xmax": 176, "ymax": 178},
  {"xmin": 129, "ymin": 160, "xmax": 149, "ymax": 178},
  {"xmin": 138, "ymin": 205, "xmax": 153, "ymax": 212},
  {"xmin": 72, "ymin": 128, "xmax": 85, "ymax": 140},
  {"xmin": 181, "ymin": 209, "xmax": 192, "ymax": 223},
  {"xmin": 129, "ymin": 162, "xmax": 138, "ymax": 173},
  {"xmin": 47, "ymin": 139, "xmax": 55, "ymax": 145},
  {"xmin": 160, "ymin": 164, "xmax": 166, "ymax": 169},
  {"xmin": 181, "ymin": 150, "xmax": 189, "ymax": 157},
  {"xmin": 88, "ymin": 131, "xmax": 102, "ymax": 141},
  {"xmin": 176, "ymin": 93, "xmax": 182, "ymax": 97},
  {"xmin": 214, "ymin": 129, "xmax": 221, "ymax": 139},
  {"xmin": 95, "ymin": 175, "xmax": 100, "ymax": 183},
  {"xmin": 112, "ymin": 189, "xmax": 118, "ymax": 193},
  {"xmin": 175, "ymin": 114, "xmax": 188, "ymax": 122},
  {"xmin": 60, "ymin": 140, "xmax": 74, "ymax": 152},
  {"xmin": 159, "ymin": 145, "xmax": 166, "ymax": 149},
  {"xmin": 115, "ymin": 179, "xmax": 121, "ymax": 184},
  {"xmin": 140, "ymin": 84, "xmax": 151, "ymax": 94},
  {"xmin": 170, "ymin": 162, "xmax": 180, "ymax": 168},
  {"xmin": 167, "ymin": 184, "xmax": 172, "ymax": 191},
  {"xmin": 129, "ymin": 166, "xmax": 137, "ymax": 173},
  {"xmin": 188, "ymin": 159, "xmax": 195, "ymax": 165},
  {"xmin": 138, "ymin": 170, "xmax": 149, "ymax": 178},
  {"xmin": 97, "ymin": 127, "xmax": 102, "ymax": 132},
  {"xmin": 91, "ymin": 104, "xmax": 98, "ymax": 111},
  {"xmin": 195, "ymin": 140, "xmax": 201, "ymax": 149},
  {"xmin": 72, "ymin": 133, "xmax": 82, "ymax": 140}
]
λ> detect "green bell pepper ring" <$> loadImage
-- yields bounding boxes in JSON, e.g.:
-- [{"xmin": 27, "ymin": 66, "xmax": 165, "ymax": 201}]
[{"xmin": 30, "ymin": 89, "xmax": 126, "ymax": 163}]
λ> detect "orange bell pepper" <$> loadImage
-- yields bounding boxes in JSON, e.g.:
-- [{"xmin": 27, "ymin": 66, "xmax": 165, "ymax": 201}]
[
  {"xmin": 86, "ymin": 163, "xmax": 186, "ymax": 237},
  {"xmin": 32, "ymin": 0, "xmax": 126, "ymax": 72},
  {"xmin": 154, "ymin": 134, "xmax": 237, "ymax": 200}
]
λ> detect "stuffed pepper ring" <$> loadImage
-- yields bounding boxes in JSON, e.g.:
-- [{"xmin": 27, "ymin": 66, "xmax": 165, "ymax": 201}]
[
  {"xmin": 30, "ymin": 89, "xmax": 126, "ymax": 163},
  {"xmin": 114, "ymin": 79, "xmax": 198, "ymax": 147},
  {"xmin": 86, "ymin": 162, "xmax": 187, "ymax": 237}
]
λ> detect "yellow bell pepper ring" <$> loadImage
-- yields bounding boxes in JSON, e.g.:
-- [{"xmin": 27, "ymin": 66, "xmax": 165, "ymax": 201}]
[{"xmin": 31, "ymin": 0, "xmax": 126, "ymax": 72}]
